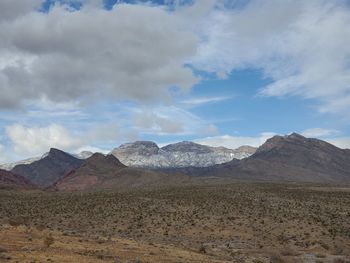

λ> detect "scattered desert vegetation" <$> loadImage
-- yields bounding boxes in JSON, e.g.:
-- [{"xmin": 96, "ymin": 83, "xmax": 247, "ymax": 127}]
[{"xmin": 1, "ymin": 182, "xmax": 350, "ymax": 262}]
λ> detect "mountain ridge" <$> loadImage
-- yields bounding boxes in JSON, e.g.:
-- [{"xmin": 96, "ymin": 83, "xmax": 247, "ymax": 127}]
[
  {"xmin": 3, "ymin": 134, "xmax": 350, "ymax": 189},
  {"xmin": 111, "ymin": 140, "xmax": 256, "ymax": 168}
]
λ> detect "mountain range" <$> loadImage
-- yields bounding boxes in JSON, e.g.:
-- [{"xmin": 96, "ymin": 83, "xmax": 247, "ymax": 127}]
[
  {"xmin": 0, "ymin": 141, "xmax": 254, "ymax": 171},
  {"xmin": 1, "ymin": 133, "xmax": 350, "ymax": 190},
  {"xmin": 111, "ymin": 141, "xmax": 256, "ymax": 168}
]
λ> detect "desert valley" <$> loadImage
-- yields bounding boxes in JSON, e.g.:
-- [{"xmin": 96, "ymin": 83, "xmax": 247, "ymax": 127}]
[
  {"xmin": 1, "ymin": 0, "xmax": 350, "ymax": 262},
  {"xmin": 1, "ymin": 134, "xmax": 350, "ymax": 262}
]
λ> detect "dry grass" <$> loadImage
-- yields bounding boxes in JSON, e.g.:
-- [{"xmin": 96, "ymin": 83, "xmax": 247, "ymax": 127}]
[{"xmin": 0, "ymin": 182, "xmax": 350, "ymax": 262}]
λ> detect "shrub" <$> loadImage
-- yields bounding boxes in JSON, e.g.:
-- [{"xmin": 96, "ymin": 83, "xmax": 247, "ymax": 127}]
[
  {"xmin": 43, "ymin": 234, "xmax": 54, "ymax": 248},
  {"xmin": 199, "ymin": 244, "xmax": 206, "ymax": 254},
  {"xmin": 8, "ymin": 217, "xmax": 26, "ymax": 228},
  {"xmin": 270, "ymin": 253, "xmax": 285, "ymax": 263}
]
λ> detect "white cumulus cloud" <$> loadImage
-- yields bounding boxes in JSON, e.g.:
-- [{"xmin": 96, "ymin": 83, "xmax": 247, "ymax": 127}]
[{"xmin": 5, "ymin": 124, "xmax": 84, "ymax": 156}]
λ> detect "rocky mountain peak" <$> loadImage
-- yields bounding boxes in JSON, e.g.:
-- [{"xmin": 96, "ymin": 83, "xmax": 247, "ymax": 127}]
[
  {"xmin": 161, "ymin": 141, "xmax": 212, "ymax": 154},
  {"xmin": 287, "ymin": 132, "xmax": 306, "ymax": 140},
  {"xmin": 86, "ymin": 152, "xmax": 106, "ymax": 162},
  {"xmin": 48, "ymin": 148, "xmax": 73, "ymax": 160},
  {"xmin": 12, "ymin": 149, "xmax": 83, "ymax": 188},
  {"xmin": 257, "ymin": 132, "xmax": 340, "ymax": 155},
  {"xmin": 255, "ymin": 135, "xmax": 284, "ymax": 154},
  {"xmin": 117, "ymin": 141, "xmax": 159, "ymax": 156},
  {"xmin": 85, "ymin": 153, "xmax": 126, "ymax": 168},
  {"xmin": 255, "ymin": 133, "xmax": 312, "ymax": 154},
  {"xmin": 120, "ymin": 141, "xmax": 159, "ymax": 148}
]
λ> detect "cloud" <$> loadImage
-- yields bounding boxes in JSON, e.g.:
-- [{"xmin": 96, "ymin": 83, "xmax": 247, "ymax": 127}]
[
  {"xmin": 0, "ymin": 0, "xmax": 42, "ymax": 21},
  {"xmin": 0, "ymin": 2, "xmax": 198, "ymax": 108},
  {"xmin": 2, "ymin": 0, "xmax": 349, "ymax": 116},
  {"xmin": 299, "ymin": 128, "xmax": 350, "ymax": 149},
  {"xmin": 85, "ymin": 123, "xmax": 120, "ymax": 143},
  {"xmin": 180, "ymin": 96, "xmax": 231, "ymax": 106},
  {"xmin": 5, "ymin": 124, "xmax": 84, "ymax": 156},
  {"xmin": 75, "ymin": 145, "xmax": 109, "ymax": 155},
  {"xmin": 194, "ymin": 132, "xmax": 276, "ymax": 149},
  {"xmin": 189, "ymin": 0, "xmax": 350, "ymax": 115},
  {"xmin": 326, "ymin": 137, "xmax": 350, "ymax": 149},
  {"xmin": 133, "ymin": 110, "xmax": 185, "ymax": 135},
  {"xmin": 0, "ymin": 143, "xmax": 8, "ymax": 164},
  {"xmin": 132, "ymin": 106, "xmax": 216, "ymax": 135},
  {"xmin": 4, "ymin": 121, "xmax": 128, "ymax": 156},
  {"xmin": 195, "ymin": 129, "xmax": 350, "ymax": 150},
  {"xmin": 204, "ymin": 124, "xmax": 219, "ymax": 135},
  {"xmin": 301, "ymin": 128, "xmax": 340, "ymax": 138}
]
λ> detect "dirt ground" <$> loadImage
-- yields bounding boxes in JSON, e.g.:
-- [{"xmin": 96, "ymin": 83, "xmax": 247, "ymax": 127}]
[{"xmin": 1, "ymin": 182, "xmax": 350, "ymax": 262}]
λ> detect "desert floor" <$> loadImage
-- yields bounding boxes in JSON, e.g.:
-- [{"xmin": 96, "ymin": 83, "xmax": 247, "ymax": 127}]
[{"xmin": 1, "ymin": 183, "xmax": 350, "ymax": 263}]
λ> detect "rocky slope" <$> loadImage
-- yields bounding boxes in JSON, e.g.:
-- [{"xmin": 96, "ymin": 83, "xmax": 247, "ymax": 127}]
[
  {"xmin": 11, "ymin": 148, "xmax": 83, "ymax": 188},
  {"xmin": 236, "ymin": 133, "xmax": 350, "ymax": 182},
  {"xmin": 0, "ymin": 169, "xmax": 34, "ymax": 189},
  {"xmin": 111, "ymin": 141, "xmax": 256, "ymax": 168},
  {"xmin": 50, "ymin": 153, "xmax": 190, "ymax": 191}
]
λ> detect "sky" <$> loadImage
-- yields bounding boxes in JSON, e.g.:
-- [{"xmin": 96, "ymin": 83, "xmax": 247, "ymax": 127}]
[{"xmin": 0, "ymin": 0, "xmax": 350, "ymax": 163}]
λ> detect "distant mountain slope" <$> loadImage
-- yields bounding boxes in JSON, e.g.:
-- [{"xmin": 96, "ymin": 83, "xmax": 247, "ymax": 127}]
[
  {"xmin": 11, "ymin": 148, "xmax": 83, "ymax": 188},
  {"xmin": 111, "ymin": 141, "xmax": 256, "ymax": 168},
  {"xmin": 0, "ymin": 169, "xmax": 34, "ymax": 190},
  {"xmin": 235, "ymin": 133, "xmax": 350, "ymax": 182},
  {"xmin": 51, "ymin": 153, "xmax": 190, "ymax": 191},
  {"xmin": 177, "ymin": 133, "xmax": 350, "ymax": 183}
]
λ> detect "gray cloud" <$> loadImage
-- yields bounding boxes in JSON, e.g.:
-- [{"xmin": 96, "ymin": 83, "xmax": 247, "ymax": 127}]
[
  {"xmin": 0, "ymin": 0, "xmax": 42, "ymax": 21},
  {"xmin": 0, "ymin": 3, "xmax": 198, "ymax": 108}
]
